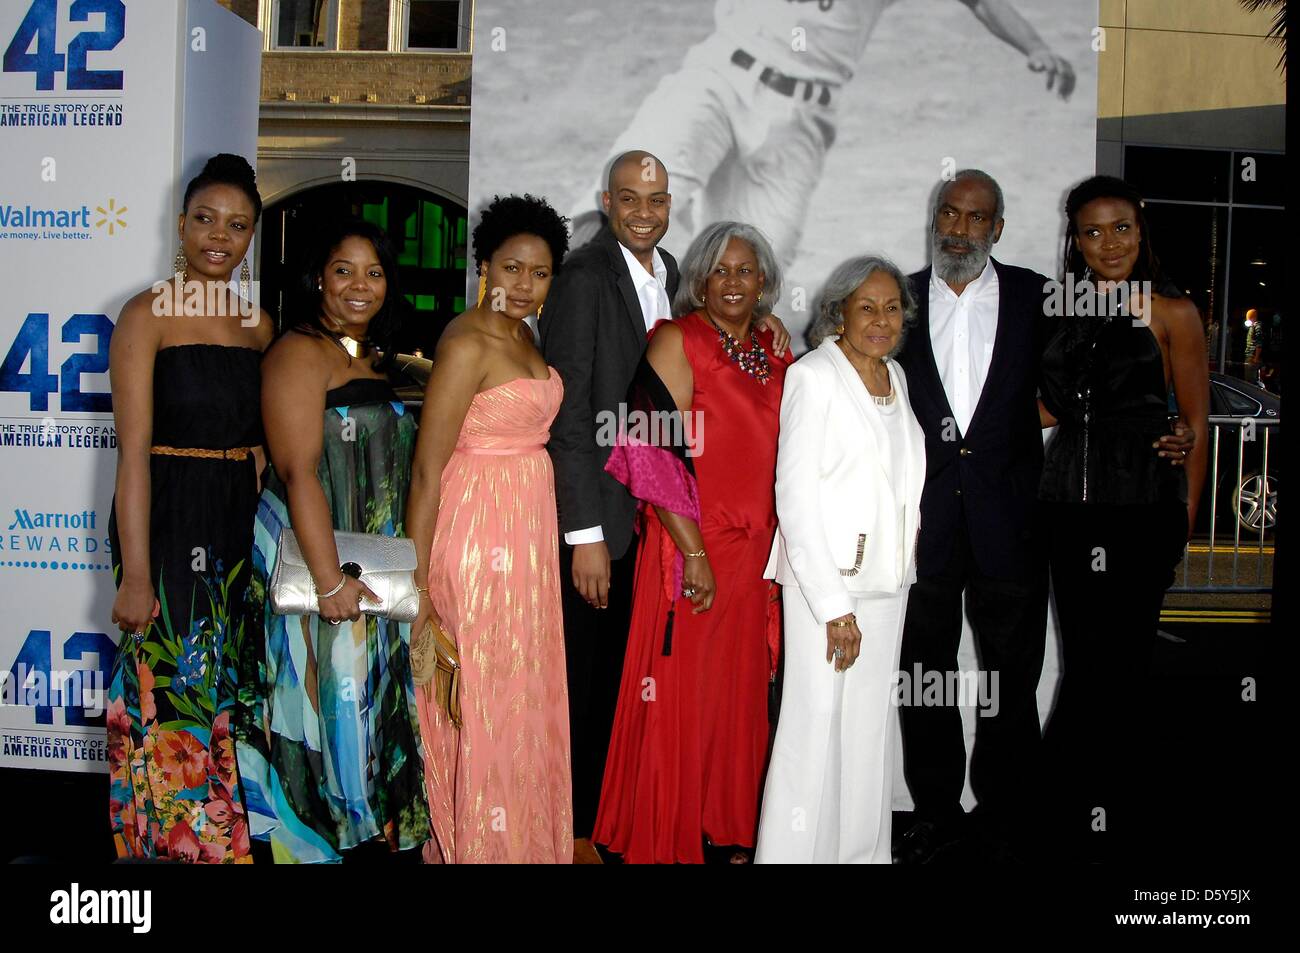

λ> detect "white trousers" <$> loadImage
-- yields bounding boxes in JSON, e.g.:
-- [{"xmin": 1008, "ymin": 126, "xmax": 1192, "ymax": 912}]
[{"xmin": 755, "ymin": 584, "xmax": 908, "ymax": 864}]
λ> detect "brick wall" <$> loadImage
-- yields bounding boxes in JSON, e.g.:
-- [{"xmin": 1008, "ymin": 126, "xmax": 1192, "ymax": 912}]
[
  {"xmin": 262, "ymin": 51, "xmax": 472, "ymax": 105},
  {"xmin": 213, "ymin": 0, "xmax": 258, "ymax": 26}
]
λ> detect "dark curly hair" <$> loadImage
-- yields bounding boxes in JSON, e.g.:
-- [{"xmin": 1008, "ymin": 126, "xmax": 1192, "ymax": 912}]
[
  {"xmin": 1062, "ymin": 175, "xmax": 1179, "ymax": 295},
  {"xmin": 285, "ymin": 217, "xmax": 406, "ymax": 370},
  {"xmin": 182, "ymin": 153, "xmax": 262, "ymax": 223},
  {"xmin": 471, "ymin": 194, "xmax": 570, "ymax": 274}
]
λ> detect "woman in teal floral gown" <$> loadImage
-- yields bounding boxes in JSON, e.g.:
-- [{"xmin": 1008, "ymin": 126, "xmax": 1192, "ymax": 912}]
[{"xmin": 234, "ymin": 219, "xmax": 428, "ymax": 862}]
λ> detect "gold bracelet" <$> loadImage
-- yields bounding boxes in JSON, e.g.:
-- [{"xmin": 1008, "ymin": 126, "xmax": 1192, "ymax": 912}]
[
  {"xmin": 683, "ymin": 549, "xmax": 706, "ymax": 559},
  {"xmin": 828, "ymin": 617, "xmax": 855, "ymax": 628}
]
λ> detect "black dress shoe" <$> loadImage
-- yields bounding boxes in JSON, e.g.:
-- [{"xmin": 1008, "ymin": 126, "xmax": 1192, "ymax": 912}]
[{"xmin": 893, "ymin": 819, "xmax": 964, "ymax": 865}]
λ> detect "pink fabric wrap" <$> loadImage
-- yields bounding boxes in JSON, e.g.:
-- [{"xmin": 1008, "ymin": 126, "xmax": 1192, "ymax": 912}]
[{"xmin": 605, "ymin": 439, "xmax": 701, "ymax": 604}]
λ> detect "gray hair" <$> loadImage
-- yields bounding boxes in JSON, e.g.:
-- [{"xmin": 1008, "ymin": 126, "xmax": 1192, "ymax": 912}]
[
  {"xmin": 807, "ymin": 254, "xmax": 919, "ymax": 356},
  {"xmin": 672, "ymin": 221, "xmax": 782, "ymax": 318},
  {"xmin": 931, "ymin": 168, "xmax": 1006, "ymax": 226}
]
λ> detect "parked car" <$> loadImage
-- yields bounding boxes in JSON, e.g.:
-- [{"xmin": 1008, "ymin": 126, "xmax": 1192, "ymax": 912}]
[
  {"xmin": 391, "ymin": 352, "xmax": 433, "ymax": 415},
  {"xmin": 1180, "ymin": 374, "xmax": 1280, "ymax": 537}
]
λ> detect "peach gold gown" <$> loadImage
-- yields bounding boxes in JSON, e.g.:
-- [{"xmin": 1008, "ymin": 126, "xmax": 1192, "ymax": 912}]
[{"xmin": 416, "ymin": 368, "xmax": 573, "ymax": 863}]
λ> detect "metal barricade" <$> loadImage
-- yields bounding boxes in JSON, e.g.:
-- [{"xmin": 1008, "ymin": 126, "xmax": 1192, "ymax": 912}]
[{"xmin": 1170, "ymin": 416, "xmax": 1277, "ymax": 593}]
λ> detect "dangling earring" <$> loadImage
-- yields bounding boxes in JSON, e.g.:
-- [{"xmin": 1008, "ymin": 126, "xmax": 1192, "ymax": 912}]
[
  {"xmin": 536, "ymin": 303, "xmax": 544, "ymax": 321},
  {"xmin": 757, "ymin": 290, "xmax": 764, "ymax": 302},
  {"xmin": 477, "ymin": 271, "xmax": 488, "ymax": 306},
  {"xmin": 174, "ymin": 244, "xmax": 188, "ymax": 283},
  {"xmin": 239, "ymin": 259, "xmax": 251, "ymax": 298}
]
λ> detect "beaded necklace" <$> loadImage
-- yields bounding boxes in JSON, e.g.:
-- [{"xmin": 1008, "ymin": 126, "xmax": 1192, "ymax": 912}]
[{"xmin": 705, "ymin": 313, "xmax": 771, "ymax": 385}]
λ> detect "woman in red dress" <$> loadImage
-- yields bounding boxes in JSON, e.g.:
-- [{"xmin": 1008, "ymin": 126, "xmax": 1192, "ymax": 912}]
[{"xmin": 593, "ymin": 222, "xmax": 791, "ymax": 863}]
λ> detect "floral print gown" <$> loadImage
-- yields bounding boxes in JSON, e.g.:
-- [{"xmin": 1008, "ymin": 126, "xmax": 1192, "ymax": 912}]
[{"xmin": 106, "ymin": 344, "xmax": 262, "ymax": 863}]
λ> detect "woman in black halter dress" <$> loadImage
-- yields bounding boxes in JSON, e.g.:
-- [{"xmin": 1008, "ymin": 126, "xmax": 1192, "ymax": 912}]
[
  {"xmin": 106, "ymin": 156, "xmax": 273, "ymax": 863},
  {"xmin": 1038, "ymin": 176, "xmax": 1209, "ymax": 862}
]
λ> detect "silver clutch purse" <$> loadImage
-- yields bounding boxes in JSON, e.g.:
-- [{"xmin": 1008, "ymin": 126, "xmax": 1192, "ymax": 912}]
[{"xmin": 269, "ymin": 529, "xmax": 420, "ymax": 623}]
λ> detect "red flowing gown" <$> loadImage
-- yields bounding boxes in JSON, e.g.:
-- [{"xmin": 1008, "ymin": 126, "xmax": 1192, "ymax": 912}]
[{"xmin": 593, "ymin": 311, "xmax": 790, "ymax": 863}]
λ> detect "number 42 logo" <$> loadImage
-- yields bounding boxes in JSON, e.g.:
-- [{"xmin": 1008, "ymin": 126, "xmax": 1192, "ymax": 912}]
[
  {"xmin": 3, "ymin": 0, "xmax": 125, "ymax": 92},
  {"xmin": 0, "ymin": 313, "xmax": 112, "ymax": 413}
]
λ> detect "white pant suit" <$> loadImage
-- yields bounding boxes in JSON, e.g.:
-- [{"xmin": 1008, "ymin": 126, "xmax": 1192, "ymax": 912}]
[{"xmin": 755, "ymin": 338, "xmax": 925, "ymax": 864}]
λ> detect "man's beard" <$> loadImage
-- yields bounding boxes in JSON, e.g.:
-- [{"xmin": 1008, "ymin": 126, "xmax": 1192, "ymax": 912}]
[{"xmin": 931, "ymin": 229, "xmax": 993, "ymax": 285}]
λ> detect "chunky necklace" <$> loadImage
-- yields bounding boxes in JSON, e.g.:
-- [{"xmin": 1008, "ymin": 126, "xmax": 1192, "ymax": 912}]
[{"xmin": 706, "ymin": 314, "xmax": 770, "ymax": 384}]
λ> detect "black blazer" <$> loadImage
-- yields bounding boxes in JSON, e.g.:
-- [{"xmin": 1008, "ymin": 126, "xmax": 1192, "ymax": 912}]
[
  {"xmin": 896, "ymin": 258, "xmax": 1051, "ymax": 581},
  {"xmin": 540, "ymin": 227, "xmax": 680, "ymax": 560}
]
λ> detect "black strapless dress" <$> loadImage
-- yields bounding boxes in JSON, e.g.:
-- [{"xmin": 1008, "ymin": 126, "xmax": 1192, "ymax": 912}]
[{"xmin": 106, "ymin": 344, "xmax": 261, "ymax": 863}]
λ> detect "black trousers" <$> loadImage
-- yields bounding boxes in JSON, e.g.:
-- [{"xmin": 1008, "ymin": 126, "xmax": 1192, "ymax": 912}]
[
  {"xmin": 560, "ymin": 541, "xmax": 637, "ymax": 839},
  {"xmin": 899, "ymin": 518, "xmax": 1049, "ymax": 834},
  {"xmin": 1039, "ymin": 499, "xmax": 1186, "ymax": 859}
]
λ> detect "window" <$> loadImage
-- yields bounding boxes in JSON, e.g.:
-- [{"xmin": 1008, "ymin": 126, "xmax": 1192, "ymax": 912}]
[
  {"xmin": 259, "ymin": 182, "xmax": 468, "ymax": 357},
  {"xmin": 1126, "ymin": 146, "xmax": 1231, "ymax": 204},
  {"xmin": 1123, "ymin": 145, "xmax": 1284, "ymax": 392},
  {"xmin": 1211, "ymin": 381, "xmax": 1262, "ymax": 418},
  {"xmin": 405, "ymin": 0, "xmax": 466, "ymax": 51},
  {"xmin": 266, "ymin": 0, "xmax": 338, "ymax": 50}
]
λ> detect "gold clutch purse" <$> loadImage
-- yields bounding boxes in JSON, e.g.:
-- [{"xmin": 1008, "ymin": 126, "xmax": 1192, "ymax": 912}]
[{"xmin": 411, "ymin": 619, "xmax": 462, "ymax": 729}]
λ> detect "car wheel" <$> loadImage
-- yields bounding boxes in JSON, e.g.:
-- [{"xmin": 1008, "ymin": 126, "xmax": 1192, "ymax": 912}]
[{"xmin": 1232, "ymin": 471, "xmax": 1277, "ymax": 535}]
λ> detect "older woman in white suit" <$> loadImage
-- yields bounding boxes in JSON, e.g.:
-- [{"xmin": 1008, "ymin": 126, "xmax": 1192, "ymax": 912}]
[{"xmin": 755, "ymin": 255, "xmax": 925, "ymax": 864}]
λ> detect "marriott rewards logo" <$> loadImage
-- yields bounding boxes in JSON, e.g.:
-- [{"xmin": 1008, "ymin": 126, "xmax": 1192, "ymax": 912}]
[
  {"xmin": 3, "ymin": 508, "xmax": 112, "ymax": 571},
  {"xmin": 0, "ymin": 198, "xmax": 126, "ymax": 241}
]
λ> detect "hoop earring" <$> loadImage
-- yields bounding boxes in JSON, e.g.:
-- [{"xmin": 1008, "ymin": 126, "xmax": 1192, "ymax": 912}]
[
  {"xmin": 477, "ymin": 271, "xmax": 488, "ymax": 306},
  {"xmin": 174, "ymin": 244, "xmax": 188, "ymax": 283}
]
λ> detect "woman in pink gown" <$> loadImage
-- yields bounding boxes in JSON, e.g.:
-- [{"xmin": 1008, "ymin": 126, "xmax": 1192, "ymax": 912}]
[{"xmin": 405, "ymin": 196, "xmax": 573, "ymax": 863}]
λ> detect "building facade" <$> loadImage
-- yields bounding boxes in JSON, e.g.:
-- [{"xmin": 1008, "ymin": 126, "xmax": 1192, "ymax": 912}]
[
  {"xmin": 217, "ymin": 0, "xmax": 473, "ymax": 355},
  {"xmin": 1096, "ymin": 0, "xmax": 1285, "ymax": 389}
]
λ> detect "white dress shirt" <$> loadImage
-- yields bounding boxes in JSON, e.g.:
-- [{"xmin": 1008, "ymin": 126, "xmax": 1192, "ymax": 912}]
[
  {"xmin": 619, "ymin": 243, "xmax": 672, "ymax": 334},
  {"xmin": 564, "ymin": 244, "xmax": 672, "ymax": 546},
  {"xmin": 928, "ymin": 258, "xmax": 999, "ymax": 436}
]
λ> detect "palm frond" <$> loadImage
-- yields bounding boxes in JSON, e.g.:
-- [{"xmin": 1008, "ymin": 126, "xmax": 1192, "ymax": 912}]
[{"xmin": 1240, "ymin": 0, "xmax": 1287, "ymax": 72}]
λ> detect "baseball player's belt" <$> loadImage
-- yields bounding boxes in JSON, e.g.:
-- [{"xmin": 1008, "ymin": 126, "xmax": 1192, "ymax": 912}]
[{"xmin": 731, "ymin": 48, "xmax": 833, "ymax": 107}]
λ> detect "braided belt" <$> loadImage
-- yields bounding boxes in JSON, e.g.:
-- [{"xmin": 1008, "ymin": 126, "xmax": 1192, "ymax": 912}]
[{"xmin": 151, "ymin": 445, "xmax": 252, "ymax": 461}]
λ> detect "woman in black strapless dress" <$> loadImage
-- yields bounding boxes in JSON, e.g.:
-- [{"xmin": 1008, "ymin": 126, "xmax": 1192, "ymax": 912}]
[
  {"xmin": 1038, "ymin": 176, "xmax": 1209, "ymax": 861},
  {"xmin": 106, "ymin": 155, "xmax": 273, "ymax": 863}
]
